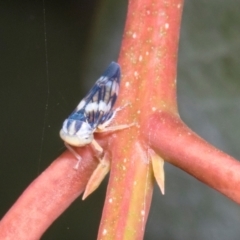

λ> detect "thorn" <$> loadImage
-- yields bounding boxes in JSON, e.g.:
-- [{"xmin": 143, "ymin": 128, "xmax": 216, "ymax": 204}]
[
  {"xmin": 82, "ymin": 154, "xmax": 111, "ymax": 200},
  {"xmin": 149, "ymin": 149, "xmax": 165, "ymax": 195}
]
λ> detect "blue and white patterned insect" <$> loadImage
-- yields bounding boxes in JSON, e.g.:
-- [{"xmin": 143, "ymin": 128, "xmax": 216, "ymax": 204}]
[{"xmin": 60, "ymin": 62, "xmax": 132, "ymax": 168}]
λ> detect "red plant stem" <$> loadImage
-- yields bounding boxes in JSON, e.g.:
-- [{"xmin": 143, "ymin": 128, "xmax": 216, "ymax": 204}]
[
  {"xmin": 0, "ymin": 149, "xmax": 97, "ymax": 240},
  {"xmin": 147, "ymin": 111, "xmax": 240, "ymax": 204},
  {"xmin": 97, "ymin": 0, "xmax": 183, "ymax": 239},
  {"xmin": 118, "ymin": 0, "xmax": 183, "ymax": 116}
]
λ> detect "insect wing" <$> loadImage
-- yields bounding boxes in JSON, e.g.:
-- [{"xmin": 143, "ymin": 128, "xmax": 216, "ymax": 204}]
[{"xmin": 75, "ymin": 62, "xmax": 121, "ymax": 129}]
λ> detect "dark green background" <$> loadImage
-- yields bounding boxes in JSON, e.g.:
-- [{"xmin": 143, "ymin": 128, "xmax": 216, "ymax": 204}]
[{"xmin": 1, "ymin": 0, "xmax": 240, "ymax": 239}]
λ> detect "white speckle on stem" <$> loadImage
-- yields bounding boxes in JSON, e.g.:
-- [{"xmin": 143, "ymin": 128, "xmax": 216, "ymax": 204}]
[
  {"xmin": 139, "ymin": 55, "xmax": 143, "ymax": 61},
  {"xmin": 165, "ymin": 23, "xmax": 169, "ymax": 29},
  {"xmin": 103, "ymin": 229, "xmax": 107, "ymax": 235},
  {"xmin": 132, "ymin": 32, "xmax": 137, "ymax": 38},
  {"xmin": 125, "ymin": 82, "xmax": 130, "ymax": 87},
  {"xmin": 160, "ymin": 11, "xmax": 165, "ymax": 16},
  {"xmin": 152, "ymin": 107, "xmax": 156, "ymax": 111}
]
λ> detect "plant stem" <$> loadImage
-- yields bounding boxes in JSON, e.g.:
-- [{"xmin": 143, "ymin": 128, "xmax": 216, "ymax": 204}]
[
  {"xmin": 147, "ymin": 111, "xmax": 240, "ymax": 204},
  {"xmin": 0, "ymin": 149, "xmax": 97, "ymax": 240},
  {"xmin": 97, "ymin": 0, "xmax": 183, "ymax": 239}
]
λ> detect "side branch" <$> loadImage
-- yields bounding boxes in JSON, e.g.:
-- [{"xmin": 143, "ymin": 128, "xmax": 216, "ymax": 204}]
[
  {"xmin": 146, "ymin": 111, "xmax": 240, "ymax": 204},
  {"xmin": 0, "ymin": 149, "xmax": 97, "ymax": 240}
]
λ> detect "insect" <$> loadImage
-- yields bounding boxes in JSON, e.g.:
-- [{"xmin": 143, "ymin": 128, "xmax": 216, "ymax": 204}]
[{"xmin": 60, "ymin": 62, "xmax": 133, "ymax": 169}]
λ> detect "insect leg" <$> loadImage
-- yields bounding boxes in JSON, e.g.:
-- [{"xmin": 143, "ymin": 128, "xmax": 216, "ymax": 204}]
[
  {"xmin": 64, "ymin": 142, "xmax": 82, "ymax": 169},
  {"xmin": 96, "ymin": 102, "xmax": 131, "ymax": 130},
  {"xmin": 97, "ymin": 122, "xmax": 136, "ymax": 133},
  {"xmin": 90, "ymin": 139, "xmax": 104, "ymax": 158}
]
